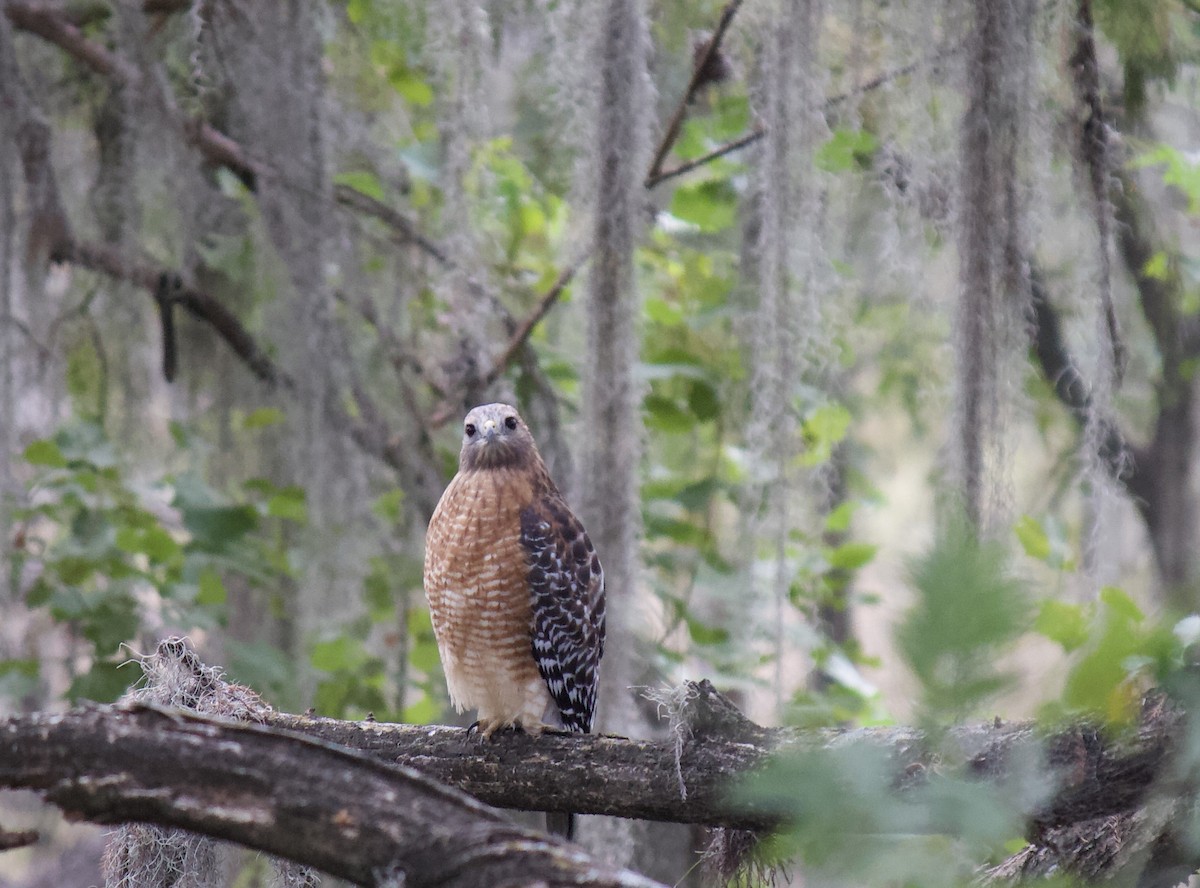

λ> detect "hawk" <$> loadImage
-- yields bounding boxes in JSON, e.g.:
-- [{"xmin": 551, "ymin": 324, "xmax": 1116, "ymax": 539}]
[{"xmin": 424, "ymin": 403, "xmax": 606, "ymax": 739}]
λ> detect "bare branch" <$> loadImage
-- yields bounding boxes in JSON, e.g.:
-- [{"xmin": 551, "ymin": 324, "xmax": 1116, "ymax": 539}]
[
  {"xmin": 5, "ymin": 1, "xmax": 140, "ymax": 84},
  {"xmin": 333, "ymin": 184, "xmax": 452, "ymax": 268},
  {"xmin": 1028, "ymin": 266, "xmax": 1136, "ymax": 490},
  {"xmin": 647, "ymin": 43, "xmax": 963, "ymax": 189},
  {"xmin": 0, "ymin": 825, "xmax": 38, "ymax": 852},
  {"xmin": 426, "ymin": 256, "xmax": 589, "ymax": 428},
  {"xmin": 645, "ymin": 0, "xmax": 746, "ymax": 186},
  {"xmin": 63, "ymin": 240, "xmax": 291, "ymax": 388},
  {"xmin": 0, "ymin": 704, "xmax": 663, "ymax": 888},
  {"xmin": 648, "ymin": 126, "xmax": 765, "ymax": 190}
]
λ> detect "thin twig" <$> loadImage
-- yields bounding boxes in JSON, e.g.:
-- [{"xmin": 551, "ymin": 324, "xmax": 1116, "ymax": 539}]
[
  {"xmin": 5, "ymin": 2, "xmax": 140, "ymax": 84},
  {"xmin": 644, "ymin": 0, "xmax": 746, "ymax": 186},
  {"xmin": 333, "ymin": 184, "xmax": 452, "ymax": 268},
  {"xmin": 648, "ymin": 45, "xmax": 963, "ymax": 189},
  {"xmin": 427, "ymin": 255, "xmax": 589, "ymax": 428},
  {"xmin": 648, "ymin": 127, "xmax": 765, "ymax": 189},
  {"xmin": 483, "ymin": 259, "xmax": 586, "ymax": 388}
]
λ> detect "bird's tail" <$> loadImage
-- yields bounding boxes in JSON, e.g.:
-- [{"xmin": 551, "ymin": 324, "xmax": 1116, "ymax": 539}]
[{"xmin": 546, "ymin": 811, "xmax": 575, "ymax": 840}]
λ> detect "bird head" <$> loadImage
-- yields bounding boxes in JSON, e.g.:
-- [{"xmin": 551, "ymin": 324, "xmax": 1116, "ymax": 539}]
[{"xmin": 459, "ymin": 403, "xmax": 539, "ymax": 471}]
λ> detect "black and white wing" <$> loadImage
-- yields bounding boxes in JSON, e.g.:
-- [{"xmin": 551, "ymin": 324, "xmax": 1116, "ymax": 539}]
[{"xmin": 519, "ymin": 495, "xmax": 606, "ymax": 733}]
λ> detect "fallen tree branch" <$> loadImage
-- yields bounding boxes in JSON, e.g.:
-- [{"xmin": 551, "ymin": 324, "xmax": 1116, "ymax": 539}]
[
  {"xmin": 254, "ymin": 680, "xmax": 1179, "ymax": 838},
  {"xmin": 0, "ymin": 703, "xmax": 662, "ymax": 888},
  {"xmin": 0, "ymin": 685, "xmax": 1188, "ymax": 880},
  {"xmin": 1, "ymin": 633, "xmax": 1193, "ymax": 886}
]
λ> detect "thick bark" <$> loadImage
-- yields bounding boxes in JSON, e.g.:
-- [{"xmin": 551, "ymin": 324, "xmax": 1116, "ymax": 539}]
[
  {"xmin": 263, "ymin": 683, "xmax": 1178, "ymax": 837},
  {"xmin": 0, "ymin": 683, "xmax": 1194, "ymax": 884},
  {"xmin": 1112, "ymin": 181, "xmax": 1197, "ymax": 601},
  {"xmin": 0, "ymin": 703, "xmax": 661, "ymax": 888},
  {"xmin": 0, "ymin": 682, "xmax": 1180, "ymax": 835}
]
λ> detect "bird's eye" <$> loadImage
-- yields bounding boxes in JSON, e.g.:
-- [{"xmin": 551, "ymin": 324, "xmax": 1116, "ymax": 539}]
[
  {"xmin": 465, "ymin": 423, "xmax": 476, "ymax": 437},
  {"xmin": 504, "ymin": 416, "xmax": 518, "ymax": 430}
]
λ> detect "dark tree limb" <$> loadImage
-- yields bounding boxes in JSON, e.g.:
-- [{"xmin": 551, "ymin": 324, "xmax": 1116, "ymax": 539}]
[
  {"xmin": 62, "ymin": 240, "xmax": 291, "ymax": 388},
  {"xmin": 0, "ymin": 825, "xmax": 38, "ymax": 852},
  {"xmin": 644, "ymin": 0, "xmax": 745, "ymax": 186},
  {"xmin": 248, "ymin": 680, "xmax": 1180, "ymax": 838},
  {"xmin": 1110, "ymin": 175, "xmax": 1198, "ymax": 596},
  {"xmin": 5, "ymin": 1, "xmax": 140, "ymax": 84},
  {"xmin": 333, "ymin": 183, "xmax": 452, "ymax": 268},
  {"xmin": 1028, "ymin": 267, "xmax": 1138, "ymax": 489},
  {"xmin": 0, "ymin": 703, "xmax": 663, "ymax": 888},
  {"xmin": 0, "ymin": 683, "xmax": 1193, "ymax": 885},
  {"xmin": 1068, "ymin": 0, "xmax": 1125, "ymax": 380}
]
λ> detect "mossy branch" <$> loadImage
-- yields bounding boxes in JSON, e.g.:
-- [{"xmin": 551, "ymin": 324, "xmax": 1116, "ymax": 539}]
[{"xmin": 0, "ymin": 681, "xmax": 1192, "ymax": 882}]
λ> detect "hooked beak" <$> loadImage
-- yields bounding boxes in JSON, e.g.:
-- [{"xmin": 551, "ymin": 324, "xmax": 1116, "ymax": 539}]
[{"xmin": 480, "ymin": 418, "xmax": 498, "ymax": 442}]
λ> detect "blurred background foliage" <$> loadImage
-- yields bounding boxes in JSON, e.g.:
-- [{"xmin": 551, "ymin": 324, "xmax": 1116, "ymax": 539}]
[{"xmin": 4, "ymin": 0, "xmax": 1200, "ymax": 884}]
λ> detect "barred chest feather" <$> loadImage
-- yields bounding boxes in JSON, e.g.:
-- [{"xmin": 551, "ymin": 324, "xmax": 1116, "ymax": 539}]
[{"xmin": 424, "ymin": 461, "xmax": 605, "ymax": 736}]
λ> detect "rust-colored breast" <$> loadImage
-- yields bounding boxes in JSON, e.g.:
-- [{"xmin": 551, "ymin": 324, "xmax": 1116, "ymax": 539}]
[{"xmin": 423, "ymin": 467, "xmax": 540, "ymax": 709}]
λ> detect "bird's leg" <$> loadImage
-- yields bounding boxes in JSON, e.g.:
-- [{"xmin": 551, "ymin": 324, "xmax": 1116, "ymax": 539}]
[{"xmin": 475, "ymin": 716, "xmax": 513, "ymax": 740}]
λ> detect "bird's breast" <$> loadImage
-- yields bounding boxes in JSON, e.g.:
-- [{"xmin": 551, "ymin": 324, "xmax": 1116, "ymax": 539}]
[{"xmin": 424, "ymin": 469, "xmax": 538, "ymax": 665}]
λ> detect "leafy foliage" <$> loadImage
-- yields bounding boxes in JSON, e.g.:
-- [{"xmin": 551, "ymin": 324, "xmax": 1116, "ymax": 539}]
[
  {"xmin": 7, "ymin": 422, "xmax": 304, "ymax": 703},
  {"xmin": 897, "ymin": 525, "xmax": 1030, "ymax": 722}
]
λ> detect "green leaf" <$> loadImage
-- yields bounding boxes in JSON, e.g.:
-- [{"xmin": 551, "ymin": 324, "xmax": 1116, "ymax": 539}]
[
  {"xmin": 686, "ymin": 615, "xmax": 730, "ymax": 646},
  {"xmin": 1132, "ymin": 145, "xmax": 1200, "ymax": 211},
  {"xmin": 333, "ymin": 170, "xmax": 385, "ymax": 201},
  {"xmin": 389, "ymin": 67, "xmax": 433, "ymax": 107},
  {"xmin": 897, "ymin": 524, "xmax": 1029, "ymax": 720},
  {"xmin": 266, "ymin": 487, "xmax": 308, "ymax": 524},
  {"xmin": 197, "ymin": 567, "xmax": 227, "ymax": 606},
  {"xmin": 801, "ymin": 403, "xmax": 852, "ymax": 466},
  {"xmin": 1014, "ymin": 516, "xmax": 1051, "ymax": 561},
  {"xmin": 825, "ymin": 501, "xmax": 857, "ymax": 533},
  {"xmin": 815, "ymin": 128, "xmax": 879, "ymax": 173},
  {"xmin": 24, "ymin": 439, "xmax": 67, "ymax": 468},
  {"xmin": 687, "ymin": 380, "xmax": 720, "ymax": 421},
  {"xmin": 1100, "ymin": 586, "xmax": 1144, "ymax": 623},
  {"xmin": 644, "ymin": 394, "xmax": 695, "ymax": 432},
  {"xmin": 372, "ymin": 489, "xmax": 405, "ymax": 524},
  {"xmin": 116, "ymin": 526, "xmax": 181, "ymax": 563},
  {"xmin": 827, "ymin": 542, "xmax": 877, "ymax": 571},
  {"xmin": 68, "ymin": 661, "xmax": 133, "ymax": 703},
  {"xmin": 1143, "ymin": 251, "xmax": 1171, "ymax": 280},
  {"xmin": 0, "ymin": 659, "xmax": 39, "ymax": 700},
  {"xmin": 181, "ymin": 505, "xmax": 259, "ymax": 551},
  {"xmin": 241, "ymin": 407, "xmax": 286, "ymax": 430},
  {"xmin": 669, "ymin": 180, "xmax": 738, "ymax": 233},
  {"xmin": 311, "ymin": 635, "xmax": 367, "ymax": 673},
  {"xmin": 1034, "ymin": 600, "xmax": 1088, "ymax": 652}
]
